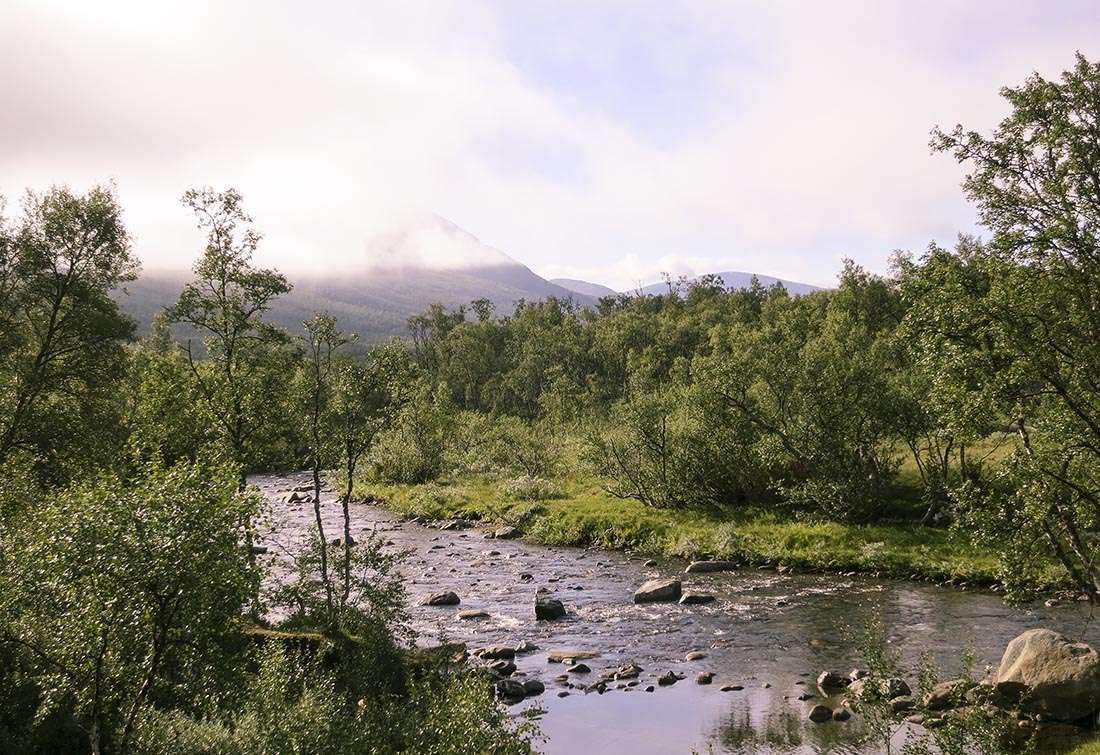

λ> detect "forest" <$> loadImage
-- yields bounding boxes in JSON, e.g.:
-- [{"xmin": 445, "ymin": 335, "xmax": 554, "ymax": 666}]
[{"xmin": 0, "ymin": 52, "xmax": 1098, "ymax": 755}]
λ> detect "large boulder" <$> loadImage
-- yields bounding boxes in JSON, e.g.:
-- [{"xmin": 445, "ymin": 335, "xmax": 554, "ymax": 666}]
[
  {"xmin": 419, "ymin": 591, "xmax": 460, "ymax": 606},
  {"xmin": 633, "ymin": 578, "xmax": 682, "ymax": 604},
  {"xmin": 535, "ymin": 595, "xmax": 566, "ymax": 620},
  {"xmin": 994, "ymin": 628, "xmax": 1100, "ymax": 722}
]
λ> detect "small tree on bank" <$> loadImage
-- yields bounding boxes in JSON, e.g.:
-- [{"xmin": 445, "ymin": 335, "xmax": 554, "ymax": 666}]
[{"xmin": 167, "ymin": 187, "xmax": 291, "ymax": 490}]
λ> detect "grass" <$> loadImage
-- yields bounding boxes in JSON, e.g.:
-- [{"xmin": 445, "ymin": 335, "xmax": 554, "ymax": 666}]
[{"xmin": 352, "ymin": 465, "xmax": 1063, "ymax": 591}]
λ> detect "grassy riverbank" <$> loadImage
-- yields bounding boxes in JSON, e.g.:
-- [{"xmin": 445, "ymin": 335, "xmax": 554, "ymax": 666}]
[{"xmin": 353, "ymin": 469, "xmax": 1063, "ymax": 592}]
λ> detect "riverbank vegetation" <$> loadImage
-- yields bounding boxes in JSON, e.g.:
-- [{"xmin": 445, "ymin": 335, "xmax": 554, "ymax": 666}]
[{"xmin": 0, "ymin": 52, "xmax": 1098, "ymax": 754}]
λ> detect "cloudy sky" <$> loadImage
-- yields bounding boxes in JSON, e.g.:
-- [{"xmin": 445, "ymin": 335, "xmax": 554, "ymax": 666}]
[{"xmin": 2, "ymin": 1, "xmax": 1098, "ymax": 289}]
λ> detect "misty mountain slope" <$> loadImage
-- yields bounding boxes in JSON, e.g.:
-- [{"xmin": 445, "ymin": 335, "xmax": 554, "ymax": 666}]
[
  {"xmin": 550, "ymin": 278, "xmax": 619, "ymax": 298},
  {"xmin": 116, "ymin": 264, "xmax": 595, "ymax": 343},
  {"xmin": 115, "ymin": 214, "xmax": 595, "ymax": 342}
]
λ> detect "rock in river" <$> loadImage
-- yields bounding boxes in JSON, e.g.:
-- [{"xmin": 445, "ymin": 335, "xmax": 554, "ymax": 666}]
[
  {"xmin": 523, "ymin": 679, "xmax": 545, "ymax": 696},
  {"xmin": 817, "ymin": 671, "xmax": 850, "ymax": 689},
  {"xmin": 458, "ymin": 609, "xmax": 489, "ymax": 620},
  {"xmin": 808, "ymin": 705, "xmax": 833, "ymax": 723},
  {"xmin": 994, "ymin": 628, "xmax": 1100, "ymax": 722},
  {"xmin": 548, "ymin": 649, "xmax": 600, "ymax": 663},
  {"xmin": 420, "ymin": 591, "xmax": 460, "ymax": 606},
  {"xmin": 633, "ymin": 578, "xmax": 682, "ymax": 604},
  {"xmin": 491, "ymin": 525, "xmax": 522, "ymax": 539},
  {"xmin": 924, "ymin": 679, "xmax": 974, "ymax": 711},
  {"xmin": 685, "ymin": 560, "xmax": 738, "ymax": 574},
  {"xmin": 476, "ymin": 645, "xmax": 516, "ymax": 660},
  {"xmin": 535, "ymin": 595, "xmax": 566, "ymax": 620},
  {"xmin": 495, "ymin": 678, "xmax": 526, "ymax": 703},
  {"xmin": 679, "ymin": 592, "xmax": 715, "ymax": 605}
]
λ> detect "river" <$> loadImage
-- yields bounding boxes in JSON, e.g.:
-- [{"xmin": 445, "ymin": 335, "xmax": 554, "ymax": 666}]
[{"xmin": 253, "ymin": 473, "xmax": 1100, "ymax": 754}]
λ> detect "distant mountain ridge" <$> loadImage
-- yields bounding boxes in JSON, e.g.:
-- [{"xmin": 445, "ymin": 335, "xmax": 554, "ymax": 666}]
[
  {"xmin": 552, "ymin": 271, "xmax": 822, "ymax": 298},
  {"xmin": 634, "ymin": 270, "xmax": 821, "ymax": 297},
  {"xmin": 115, "ymin": 215, "xmax": 821, "ymax": 343}
]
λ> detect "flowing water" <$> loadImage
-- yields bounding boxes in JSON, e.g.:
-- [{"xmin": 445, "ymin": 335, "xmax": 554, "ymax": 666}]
[{"xmin": 253, "ymin": 473, "xmax": 1100, "ymax": 754}]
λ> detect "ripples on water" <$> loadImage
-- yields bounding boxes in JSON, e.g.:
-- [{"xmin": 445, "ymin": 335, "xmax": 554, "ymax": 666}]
[{"xmin": 253, "ymin": 474, "xmax": 1100, "ymax": 754}]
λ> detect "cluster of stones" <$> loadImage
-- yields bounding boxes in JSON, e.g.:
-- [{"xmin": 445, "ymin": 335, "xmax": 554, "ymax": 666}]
[
  {"xmin": 805, "ymin": 628, "xmax": 1100, "ymax": 736},
  {"xmin": 400, "ymin": 512, "xmax": 1100, "ymax": 740}
]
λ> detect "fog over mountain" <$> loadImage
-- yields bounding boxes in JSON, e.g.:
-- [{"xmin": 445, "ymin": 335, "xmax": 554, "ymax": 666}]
[{"xmin": 118, "ymin": 214, "xmax": 820, "ymax": 342}]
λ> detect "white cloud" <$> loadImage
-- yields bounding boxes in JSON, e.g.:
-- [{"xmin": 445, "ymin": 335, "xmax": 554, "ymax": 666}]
[{"xmin": 2, "ymin": 0, "xmax": 1097, "ymax": 288}]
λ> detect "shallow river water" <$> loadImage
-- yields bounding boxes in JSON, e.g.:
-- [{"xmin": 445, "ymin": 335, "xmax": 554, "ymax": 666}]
[{"xmin": 253, "ymin": 474, "xmax": 1100, "ymax": 754}]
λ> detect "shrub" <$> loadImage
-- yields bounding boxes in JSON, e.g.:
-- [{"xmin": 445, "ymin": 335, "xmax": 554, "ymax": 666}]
[{"xmin": 503, "ymin": 475, "xmax": 564, "ymax": 501}]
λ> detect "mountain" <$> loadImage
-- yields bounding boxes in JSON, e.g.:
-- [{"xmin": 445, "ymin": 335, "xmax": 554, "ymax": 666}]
[
  {"xmin": 115, "ymin": 215, "xmax": 595, "ymax": 343},
  {"xmin": 549, "ymin": 278, "xmax": 619, "ymax": 299},
  {"xmin": 633, "ymin": 270, "xmax": 821, "ymax": 297}
]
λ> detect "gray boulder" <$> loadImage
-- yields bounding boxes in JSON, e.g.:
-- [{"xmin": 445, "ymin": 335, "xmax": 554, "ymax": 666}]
[
  {"xmin": 633, "ymin": 578, "xmax": 682, "ymax": 604},
  {"xmin": 495, "ymin": 678, "xmax": 526, "ymax": 702},
  {"xmin": 535, "ymin": 595, "xmax": 566, "ymax": 620},
  {"xmin": 994, "ymin": 628, "xmax": 1100, "ymax": 722},
  {"xmin": 808, "ymin": 704, "xmax": 833, "ymax": 723},
  {"xmin": 420, "ymin": 591, "xmax": 460, "ymax": 606}
]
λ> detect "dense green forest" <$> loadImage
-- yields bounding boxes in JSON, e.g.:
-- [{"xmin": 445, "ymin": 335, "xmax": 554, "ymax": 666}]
[{"xmin": 1, "ymin": 53, "xmax": 1099, "ymax": 753}]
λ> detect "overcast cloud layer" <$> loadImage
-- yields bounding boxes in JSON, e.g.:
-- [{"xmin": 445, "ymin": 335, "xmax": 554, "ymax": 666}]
[{"xmin": 2, "ymin": 0, "xmax": 1098, "ymax": 289}]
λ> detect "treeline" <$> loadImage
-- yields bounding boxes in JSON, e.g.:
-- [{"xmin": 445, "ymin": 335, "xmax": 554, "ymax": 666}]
[
  {"xmin": 0, "ymin": 186, "xmax": 532, "ymax": 753},
  {"xmin": 407, "ymin": 55, "xmax": 1100, "ymax": 602}
]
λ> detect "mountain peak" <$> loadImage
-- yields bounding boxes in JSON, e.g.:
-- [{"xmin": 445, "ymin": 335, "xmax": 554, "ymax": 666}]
[{"xmin": 362, "ymin": 212, "xmax": 517, "ymax": 272}]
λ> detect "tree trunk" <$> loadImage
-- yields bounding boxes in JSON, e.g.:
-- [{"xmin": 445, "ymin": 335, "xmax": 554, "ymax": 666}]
[{"xmin": 312, "ymin": 460, "xmax": 333, "ymax": 623}]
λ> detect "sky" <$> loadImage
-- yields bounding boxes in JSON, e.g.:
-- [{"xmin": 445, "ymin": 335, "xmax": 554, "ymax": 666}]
[{"xmin": 2, "ymin": 1, "xmax": 1098, "ymax": 290}]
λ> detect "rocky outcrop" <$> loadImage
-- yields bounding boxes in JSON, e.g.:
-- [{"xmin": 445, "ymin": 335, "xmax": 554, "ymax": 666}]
[
  {"xmin": 633, "ymin": 578, "xmax": 682, "ymax": 603},
  {"xmin": 994, "ymin": 628, "xmax": 1100, "ymax": 722}
]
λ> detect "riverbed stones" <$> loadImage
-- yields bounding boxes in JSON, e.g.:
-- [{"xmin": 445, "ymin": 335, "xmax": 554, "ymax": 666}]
[
  {"xmin": 634, "ymin": 578, "xmax": 682, "ymax": 603},
  {"xmin": 476, "ymin": 645, "xmax": 515, "ymax": 660},
  {"xmin": 567, "ymin": 663, "xmax": 591, "ymax": 674},
  {"xmin": 439, "ymin": 519, "xmax": 472, "ymax": 531},
  {"xmin": 685, "ymin": 650, "xmax": 708, "ymax": 661},
  {"xmin": 522, "ymin": 679, "xmax": 545, "ymax": 696},
  {"xmin": 721, "ymin": 684, "xmax": 744, "ymax": 692},
  {"xmin": 657, "ymin": 671, "xmax": 681, "ymax": 686},
  {"xmin": 491, "ymin": 526, "xmax": 522, "ymax": 539},
  {"xmin": 848, "ymin": 676, "xmax": 911, "ymax": 702},
  {"xmin": 697, "ymin": 672, "xmax": 715, "ymax": 685},
  {"xmin": 420, "ymin": 590, "xmax": 460, "ymax": 606},
  {"xmin": 548, "ymin": 649, "xmax": 600, "ymax": 663},
  {"xmin": 488, "ymin": 659, "xmax": 517, "ymax": 676},
  {"xmin": 679, "ymin": 592, "xmax": 715, "ymax": 605},
  {"xmin": 535, "ymin": 595, "xmax": 566, "ymax": 620},
  {"xmin": 924, "ymin": 679, "xmax": 974, "ymax": 711},
  {"xmin": 495, "ymin": 678, "xmax": 526, "ymax": 703},
  {"xmin": 514, "ymin": 640, "xmax": 539, "ymax": 654},
  {"xmin": 832, "ymin": 708, "xmax": 851, "ymax": 722},
  {"xmin": 993, "ymin": 628, "xmax": 1100, "ymax": 722},
  {"xmin": 808, "ymin": 705, "xmax": 833, "ymax": 723},
  {"xmin": 685, "ymin": 560, "xmax": 738, "ymax": 574},
  {"xmin": 817, "ymin": 671, "xmax": 850, "ymax": 689},
  {"xmin": 890, "ymin": 696, "xmax": 915, "ymax": 713},
  {"xmin": 457, "ymin": 609, "xmax": 489, "ymax": 620}
]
